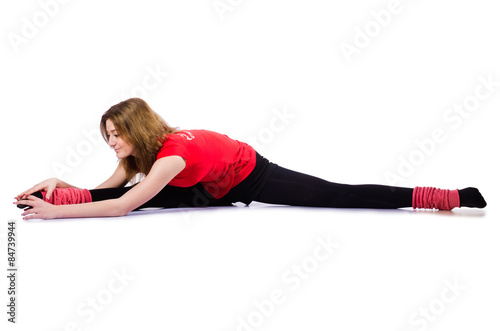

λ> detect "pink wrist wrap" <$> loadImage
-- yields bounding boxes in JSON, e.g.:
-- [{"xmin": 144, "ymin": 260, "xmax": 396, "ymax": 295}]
[
  {"xmin": 412, "ymin": 187, "xmax": 460, "ymax": 210},
  {"xmin": 41, "ymin": 188, "xmax": 92, "ymax": 205}
]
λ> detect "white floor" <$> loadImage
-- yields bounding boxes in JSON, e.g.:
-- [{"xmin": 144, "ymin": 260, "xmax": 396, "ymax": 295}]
[{"xmin": 4, "ymin": 202, "xmax": 498, "ymax": 331}]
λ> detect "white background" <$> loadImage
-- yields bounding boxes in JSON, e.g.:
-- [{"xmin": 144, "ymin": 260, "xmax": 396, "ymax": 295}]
[{"xmin": 1, "ymin": 0, "xmax": 499, "ymax": 330}]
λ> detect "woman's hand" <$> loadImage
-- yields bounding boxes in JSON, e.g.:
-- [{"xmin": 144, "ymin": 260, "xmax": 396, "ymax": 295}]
[
  {"xmin": 15, "ymin": 178, "xmax": 63, "ymax": 201},
  {"xmin": 16, "ymin": 195, "xmax": 59, "ymax": 220}
]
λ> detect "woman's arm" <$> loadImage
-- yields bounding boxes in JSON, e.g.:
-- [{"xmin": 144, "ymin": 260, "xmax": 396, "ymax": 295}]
[
  {"xmin": 16, "ymin": 178, "xmax": 81, "ymax": 201},
  {"xmin": 94, "ymin": 162, "xmax": 130, "ymax": 189},
  {"xmin": 19, "ymin": 156, "xmax": 186, "ymax": 219}
]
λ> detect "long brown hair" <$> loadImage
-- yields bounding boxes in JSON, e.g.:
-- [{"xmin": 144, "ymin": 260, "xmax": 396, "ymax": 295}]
[{"xmin": 100, "ymin": 98, "xmax": 178, "ymax": 182}]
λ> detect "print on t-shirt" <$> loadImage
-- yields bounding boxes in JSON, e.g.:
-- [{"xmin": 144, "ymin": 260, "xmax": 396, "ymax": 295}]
[{"xmin": 178, "ymin": 131, "xmax": 195, "ymax": 141}]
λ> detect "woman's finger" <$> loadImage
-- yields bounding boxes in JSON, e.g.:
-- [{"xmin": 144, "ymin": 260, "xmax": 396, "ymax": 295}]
[
  {"xmin": 28, "ymin": 195, "xmax": 44, "ymax": 202},
  {"xmin": 22, "ymin": 212, "xmax": 38, "ymax": 220},
  {"xmin": 15, "ymin": 191, "xmax": 30, "ymax": 200},
  {"xmin": 15, "ymin": 198, "xmax": 33, "ymax": 208},
  {"xmin": 14, "ymin": 198, "xmax": 29, "ymax": 207},
  {"xmin": 19, "ymin": 179, "xmax": 52, "ymax": 197},
  {"xmin": 26, "ymin": 185, "xmax": 46, "ymax": 197},
  {"xmin": 16, "ymin": 187, "xmax": 40, "ymax": 200},
  {"xmin": 21, "ymin": 196, "xmax": 50, "ymax": 220},
  {"xmin": 21, "ymin": 208, "xmax": 35, "ymax": 217},
  {"xmin": 21, "ymin": 204, "xmax": 38, "ymax": 216},
  {"xmin": 15, "ymin": 194, "xmax": 41, "ymax": 207},
  {"xmin": 18, "ymin": 196, "xmax": 43, "ymax": 218},
  {"xmin": 45, "ymin": 186, "xmax": 56, "ymax": 200}
]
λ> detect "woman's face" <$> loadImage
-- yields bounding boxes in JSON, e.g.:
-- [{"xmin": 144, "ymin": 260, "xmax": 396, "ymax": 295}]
[{"xmin": 106, "ymin": 119, "xmax": 135, "ymax": 159}]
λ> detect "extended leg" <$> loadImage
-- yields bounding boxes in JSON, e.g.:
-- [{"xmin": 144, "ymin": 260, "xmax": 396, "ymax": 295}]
[
  {"xmin": 254, "ymin": 166, "xmax": 413, "ymax": 208},
  {"xmin": 19, "ymin": 184, "xmax": 232, "ymax": 210},
  {"xmin": 90, "ymin": 184, "xmax": 232, "ymax": 210},
  {"xmin": 253, "ymin": 166, "xmax": 486, "ymax": 209}
]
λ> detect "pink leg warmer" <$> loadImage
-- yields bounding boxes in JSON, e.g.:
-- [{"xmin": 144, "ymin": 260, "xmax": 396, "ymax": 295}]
[
  {"xmin": 412, "ymin": 187, "xmax": 460, "ymax": 210},
  {"xmin": 41, "ymin": 188, "xmax": 92, "ymax": 205}
]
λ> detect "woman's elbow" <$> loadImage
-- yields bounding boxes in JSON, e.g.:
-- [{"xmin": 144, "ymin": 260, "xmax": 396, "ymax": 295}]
[
  {"xmin": 116, "ymin": 208, "xmax": 130, "ymax": 217},
  {"xmin": 110, "ymin": 199, "xmax": 132, "ymax": 217},
  {"xmin": 118, "ymin": 205, "xmax": 133, "ymax": 217}
]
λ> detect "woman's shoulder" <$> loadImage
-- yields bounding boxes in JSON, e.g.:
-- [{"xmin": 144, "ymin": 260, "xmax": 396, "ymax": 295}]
[
  {"xmin": 167, "ymin": 129, "xmax": 221, "ymax": 141},
  {"xmin": 161, "ymin": 129, "xmax": 233, "ymax": 149},
  {"xmin": 159, "ymin": 129, "xmax": 208, "ymax": 148}
]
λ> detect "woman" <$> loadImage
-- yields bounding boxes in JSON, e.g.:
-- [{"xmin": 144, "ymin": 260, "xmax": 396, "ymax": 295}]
[{"xmin": 15, "ymin": 98, "xmax": 487, "ymax": 220}]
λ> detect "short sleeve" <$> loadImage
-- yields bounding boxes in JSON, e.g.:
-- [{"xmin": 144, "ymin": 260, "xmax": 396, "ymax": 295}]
[{"xmin": 156, "ymin": 138, "xmax": 191, "ymax": 166}]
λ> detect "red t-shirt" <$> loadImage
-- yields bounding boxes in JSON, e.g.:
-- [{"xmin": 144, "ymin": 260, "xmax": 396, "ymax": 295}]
[{"xmin": 156, "ymin": 130, "xmax": 256, "ymax": 199}]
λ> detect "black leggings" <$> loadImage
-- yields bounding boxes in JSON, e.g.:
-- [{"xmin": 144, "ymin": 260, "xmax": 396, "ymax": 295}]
[
  {"xmin": 254, "ymin": 166, "xmax": 413, "ymax": 209},
  {"xmin": 89, "ymin": 165, "xmax": 413, "ymax": 210}
]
